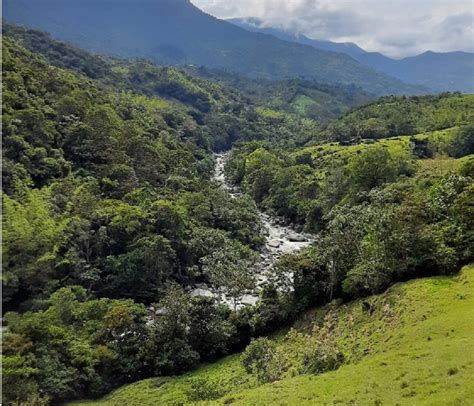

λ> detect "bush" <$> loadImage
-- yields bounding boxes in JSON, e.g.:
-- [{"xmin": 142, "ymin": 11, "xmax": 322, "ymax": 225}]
[
  {"xmin": 301, "ymin": 322, "xmax": 344, "ymax": 374},
  {"xmin": 449, "ymin": 124, "xmax": 474, "ymax": 158},
  {"xmin": 301, "ymin": 338, "xmax": 345, "ymax": 375},
  {"xmin": 185, "ymin": 377, "xmax": 224, "ymax": 401},
  {"xmin": 298, "ymin": 314, "xmax": 345, "ymax": 375},
  {"xmin": 240, "ymin": 338, "xmax": 289, "ymax": 383}
]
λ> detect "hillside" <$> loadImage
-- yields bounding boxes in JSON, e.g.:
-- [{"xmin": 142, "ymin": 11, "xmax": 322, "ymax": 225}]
[
  {"xmin": 393, "ymin": 51, "xmax": 474, "ymax": 93},
  {"xmin": 323, "ymin": 93, "xmax": 474, "ymax": 142},
  {"xmin": 3, "ymin": 0, "xmax": 425, "ymax": 95},
  {"xmin": 229, "ymin": 18, "xmax": 474, "ymax": 93},
  {"xmin": 2, "ymin": 24, "xmax": 373, "ymax": 124},
  {"xmin": 183, "ymin": 66, "xmax": 374, "ymax": 122},
  {"xmin": 70, "ymin": 263, "xmax": 474, "ymax": 405},
  {"xmin": 1, "ymin": 32, "xmax": 377, "ymax": 406}
]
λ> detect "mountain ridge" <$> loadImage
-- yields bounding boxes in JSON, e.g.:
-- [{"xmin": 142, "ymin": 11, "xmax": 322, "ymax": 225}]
[
  {"xmin": 229, "ymin": 17, "xmax": 474, "ymax": 93},
  {"xmin": 3, "ymin": 0, "xmax": 426, "ymax": 95}
]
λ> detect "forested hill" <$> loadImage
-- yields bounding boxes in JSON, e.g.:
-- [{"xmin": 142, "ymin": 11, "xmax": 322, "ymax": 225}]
[
  {"xmin": 3, "ymin": 23, "xmax": 373, "ymax": 127},
  {"xmin": 3, "ymin": 0, "xmax": 426, "ymax": 95},
  {"xmin": 182, "ymin": 65, "xmax": 374, "ymax": 122},
  {"xmin": 2, "ymin": 34, "xmax": 267, "ymax": 403},
  {"xmin": 2, "ymin": 32, "xmax": 353, "ymax": 404},
  {"xmin": 71, "ymin": 264, "xmax": 474, "ymax": 405}
]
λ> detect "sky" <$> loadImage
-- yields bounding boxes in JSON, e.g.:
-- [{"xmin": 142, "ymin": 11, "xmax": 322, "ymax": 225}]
[{"xmin": 191, "ymin": 0, "xmax": 474, "ymax": 58}]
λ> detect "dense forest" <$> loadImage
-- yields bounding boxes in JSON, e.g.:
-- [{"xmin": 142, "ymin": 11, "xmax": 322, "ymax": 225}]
[
  {"xmin": 182, "ymin": 66, "xmax": 374, "ymax": 122},
  {"xmin": 2, "ymin": 25, "xmax": 474, "ymax": 406},
  {"xmin": 324, "ymin": 93, "xmax": 474, "ymax": 141}
]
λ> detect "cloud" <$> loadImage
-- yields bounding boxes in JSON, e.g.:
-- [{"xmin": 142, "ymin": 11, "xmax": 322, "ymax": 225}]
[{"xmin": 191, "ymin": 0, "xmax": 474, "ymax": 58}]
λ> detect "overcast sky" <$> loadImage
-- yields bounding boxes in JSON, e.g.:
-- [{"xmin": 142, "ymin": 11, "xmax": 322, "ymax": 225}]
[{"xmin": 191, "ymin": 0, "xmax": 474, "ymax": 58}]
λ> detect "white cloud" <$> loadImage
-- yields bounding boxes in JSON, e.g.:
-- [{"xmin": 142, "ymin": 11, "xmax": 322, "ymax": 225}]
[{"xmin": 191, "ymin": 0, "xmax": 474, "ymax": 58}]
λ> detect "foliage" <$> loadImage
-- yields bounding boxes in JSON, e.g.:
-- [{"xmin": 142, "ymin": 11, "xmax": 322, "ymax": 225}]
[
  {"xmin": 241, "ymin": 315, "xmax": 344, "ymax": 382},
  {"xmin": 1, "ymin": 36, "xmax": 270, "ymax": 405},
  {"xmin": 184, "ymin": 377, "xmax": 224, "ymax": 402},
  {"xmin": 3, "ymin": 23, "xmax": 334, "ymax": 152},
  {"xmin": 240, "ymin": 338, "xmax": 288, "ymax": 383},
  {"xmin": 2, "ymin": 188, "xmax": 67, "ymax": 310},
  {"xmin": 201, "ymin": 242, "xmax": 257, "ymax": 311},
  {"xmin": 3, "ymin": 287, "xmax": 148, "ymax": 403},
  {"xmin": 226, "ymin": 123, "xmax": 472, "ymax": 309},
  {"xmin": 298, "ymin": 321, "xmax": 345, "ymax": 375}
]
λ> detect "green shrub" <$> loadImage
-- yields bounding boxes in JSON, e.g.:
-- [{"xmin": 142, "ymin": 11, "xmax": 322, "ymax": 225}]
[
  {"xmin": 301, "ymin": 338, "xmax": 345, "ymax": 375},
  {"xmin": 185, "ymin": 377, "xmax": 224, "ymax": 401},
  {"xmin": 240, "ymin": 338, "xmax": 289, "ymax": 383}
]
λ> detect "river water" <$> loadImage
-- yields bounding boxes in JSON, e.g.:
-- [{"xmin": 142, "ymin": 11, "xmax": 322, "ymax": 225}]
[{"xmin": 189, "ymin": 152, "xmax": 314, "ymax": 309}]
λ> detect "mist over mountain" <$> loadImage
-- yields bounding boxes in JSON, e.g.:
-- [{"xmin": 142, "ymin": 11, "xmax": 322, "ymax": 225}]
[
  {"xmin": 229, "ymin": 17, "xmax": 474, "ymax": 93},
  {"xmin": 3, "ymin": 0, "xmax": 426, "ymax": 95}
]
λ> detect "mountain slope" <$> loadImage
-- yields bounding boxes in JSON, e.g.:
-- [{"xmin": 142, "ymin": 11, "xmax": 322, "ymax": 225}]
[
  {"xmin": 323, "ymin": 93, "xmax": 474, "ymax": 141},
  {"xmin": 230, "ymin": 18, "xmax": 474, "ymax": 93},
  {"xmin": 3, "ymin": 0, "xmax": 425, "ymax": 95},
  {"xmin": 393, "ymin": 51, "xmax": 474, "ymax": 92},
  {"xmin": 182, "ymin": 65, "xmax": 374, "ymax": 122},
  {"xmin": 70, "ymin": 264, "xmax": 474, "ymax": 405},
  {"xmin": 2, "ymin": 23, "xmax": 374, "ymax": 123}
]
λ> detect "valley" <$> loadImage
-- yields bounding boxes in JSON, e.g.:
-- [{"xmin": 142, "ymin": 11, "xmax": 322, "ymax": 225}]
[{"xmin": 1, "ymin": 3, "xmax": 473, "ymax": 406}]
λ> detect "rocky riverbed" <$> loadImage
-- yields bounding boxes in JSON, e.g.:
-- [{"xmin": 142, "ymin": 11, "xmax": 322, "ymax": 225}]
[{"xmin": 189, "ymin": 152, "xmax": 314, "ymax": 309}]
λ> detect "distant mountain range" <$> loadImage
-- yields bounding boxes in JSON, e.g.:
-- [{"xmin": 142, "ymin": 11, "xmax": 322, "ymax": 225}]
[
  {"xmin": 3, "ymin": 0, "xmax": 427, "ymax": 96},
  {"xmin": 229, "ymin": 18, "xmax": 474, "ymax": 93}
]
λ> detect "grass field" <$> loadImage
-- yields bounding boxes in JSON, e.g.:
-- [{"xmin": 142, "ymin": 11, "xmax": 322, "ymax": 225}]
[{"xmin": 72, "ymin": 263, "xmax": 474, "ymax": 405}]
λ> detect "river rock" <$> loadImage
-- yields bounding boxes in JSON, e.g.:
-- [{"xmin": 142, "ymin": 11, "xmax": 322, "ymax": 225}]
[
  {"xmin": 287, "ymin": 232, "xmax": 308, "ymax": 242},
  {"xmin": 190, "ymin": 288, "xmax": 214, "ymax": 298},
  {"xmin": 211, "ymin": 152, "xmax": 315, "ymax": 310},
  {"xmin": 268, "ymin": 239, "xmax": 282, "ymax": 248},
  {"xmin": 240, "ymin": 294, "xmax": 259, "ymax": 306}
]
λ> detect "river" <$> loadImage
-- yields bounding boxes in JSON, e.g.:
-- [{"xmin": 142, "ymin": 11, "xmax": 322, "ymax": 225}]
[{"xmin": 189, "ymin": 152, "xmax": 314, "ymax": 309}]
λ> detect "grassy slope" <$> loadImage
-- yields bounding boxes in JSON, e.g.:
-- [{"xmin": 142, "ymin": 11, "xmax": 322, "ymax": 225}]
[
  {"xmin": 72, "ymin": 264, "xmax": 474, "ymax": 406},
  {"xmin": 295, "ymin": 128, "xmax": 458, "ymax": 165},
  {"xmin": 227, "ymin": 266, "xmax": 474, "ymax": 405}
]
